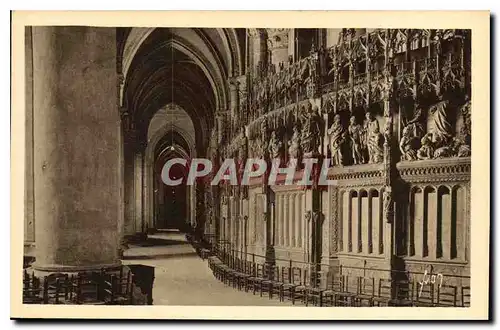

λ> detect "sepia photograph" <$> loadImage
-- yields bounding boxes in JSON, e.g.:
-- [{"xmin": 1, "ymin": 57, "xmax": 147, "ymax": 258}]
[{"xmin": 10, "ymin": 10, "xmax": 490, "ymax": 320}]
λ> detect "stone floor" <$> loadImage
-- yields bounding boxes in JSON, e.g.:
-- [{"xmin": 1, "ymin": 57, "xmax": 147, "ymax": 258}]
[{"xmin": 122, "ymin": 230, "xmax": 295, "ymax": 306}]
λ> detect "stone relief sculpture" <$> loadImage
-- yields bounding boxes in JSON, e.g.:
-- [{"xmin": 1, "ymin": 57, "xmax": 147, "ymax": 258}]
[
  {"xmin": 288, "ymin": 124, "xmax": 301, "ymax": 165},
  {"xmin": 327, "ymin": 114, "xmax": 346, "ymax": 166},
  {"xmin": 383, "ymin": 186, "xmax": 393, "ymax": 224},
  {"xmin": 268, "ymin": 130, "xmax": 284, "ymax": 161},
  {"xmin": 348, "ymin": 116, "xmax": 365, "ymax": 165},
  {"xmin": 300, "ymin": 104, "xmax": 322, "ymax": 155},
  {"xmin": 364, "ymin": 112, "xmax": 384, "ymax": 164},
  {"xmin": 430, "ymin": 100, "xmax": 453, "ymax": 148},
  {"xmin": 417, "ymin": 133, "xmax": 434, "ymax": 160},
  {"xmin": 258, "ymin": 119, "xmax": 269, "ymax": 160},
  {"xmin": 399, "ymin": 124, "xmax": 419, "ymax": 161},
  {"xmin": 237, "ymin": 126, "xmax": 249, "ymax": 199},
  {"xmin": 455, "ymin": 139, "xmax": 471, "ymax": 157},
  {"xmin": 364, "ymin": 112, "xmax": 384, "ymax": 163}
]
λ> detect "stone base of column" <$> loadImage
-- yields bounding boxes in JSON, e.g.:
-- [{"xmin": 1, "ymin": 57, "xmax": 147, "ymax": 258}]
[{"xmin": 31, "ymin": 262, "xmax": 122, "ymax": 277}]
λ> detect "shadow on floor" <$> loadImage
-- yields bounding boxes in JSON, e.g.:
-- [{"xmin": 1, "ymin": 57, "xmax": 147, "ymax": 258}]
[
  {"xmin": 131, "ymin": 237, "xmax": 188, "ymax": 247},
  {"xmin": 122, "ymin": 251, "xmax": 199, "ymax": 260}
]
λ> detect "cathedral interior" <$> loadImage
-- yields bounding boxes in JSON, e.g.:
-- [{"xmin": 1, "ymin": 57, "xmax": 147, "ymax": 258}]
[{"xmin": 23, "ymin": 27, "xmax": 471, "ymax": 306}]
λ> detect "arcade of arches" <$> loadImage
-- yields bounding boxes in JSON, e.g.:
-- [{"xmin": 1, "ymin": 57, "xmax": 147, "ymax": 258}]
[{"xmin": 25, "ymin": 27, "xmax": 471, "ymax": 300}]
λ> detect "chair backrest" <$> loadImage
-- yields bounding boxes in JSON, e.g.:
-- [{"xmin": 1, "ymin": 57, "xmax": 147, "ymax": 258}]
[
  {"xmin": 377, "ymin": 278, "xmax": 392, "ymax": 298},
  {"xmin": 395, "ymin": 279, "xmax": 414, "ymax": 302},
  {"xmin": 343, "ymin": 275, "xmax": 358, "ymax": 293},
  {"xmin": 359, "ymin": 276, "xmax": 375, "ymax": 296},
  {"xmin": 281, "ymin": 266, "xmax": 290, "ymax": 284},
  {"xmin": 270, "ymin": 266, "xmax": 279, "ymax": 281},
  {"xmin": 291, "ymin": 267, "xmax": 302, "ymax": 285},
  {"xmin": 461, "ymin": 286, "xmax": 471, "ymax": 307},
  {"xmin": 437, "ymin": 285, "xmax": 457, "ymax": 307},
  {"xmin": 310, "ymin": 270, "xmax": 324, "ymax": 288},
  {"xmin": 255, "ymin": 264, "xmax": 264, "ymax": 278},
  {"xmin": 416, "ymin": 281, "xmax": 435, "ymax": 305},
  {"xmin": 302, "ymin": 268, "xmax": 310, "ymax": 286},
  {"xmin": 329, "ymin": 273, "xmax": 343, "ymax": 292},
  {"xmin": 245, "ymin": 260, "xmax": 252, "ymax": 274}
]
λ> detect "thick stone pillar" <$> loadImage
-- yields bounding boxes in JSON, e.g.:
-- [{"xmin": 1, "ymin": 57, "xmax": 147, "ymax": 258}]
[
  {"xmin": 25, "ymin": 27, "xmax": 35, "ymax": 250},
  {"xmin": 31, "ymin": 27, "xmax": 120, "ymax": 272}
]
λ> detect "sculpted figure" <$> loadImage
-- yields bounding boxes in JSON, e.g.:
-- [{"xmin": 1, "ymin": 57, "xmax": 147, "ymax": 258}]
[
  {"xmin": 452, "ymin": 137, "xmax": 471, "ymax": 158},
  {"xmin": 300, "ymin": 104, "xmax": 322, "ymax": 155},
  {"xmin": 430, "ymin": 100, "xmax": 453, "ymax": 148},
  {"xmin": 383, "ymin": 187, "xmax": 393, "ymax": 223},
  {"xmin": 364, "ymin": 112, "xmax": 384, "ymax": 163},
  {"xmin": 348, "ymin": 116, "xmax": 365, "ymax": 165},
  {"xmin": 238, "ymin": 126, "xmax": 248, "ymax": 170},
  {"xmin": 417, "ymin": 133, "xmax": 434, "ymax": 160},
  {"xmin": 268, "ymin": 130, "xmax": 284, "ymax": 161},
  {"xmin": 327, "ymin": 114, "xmax": 346, "ymax": 166},
  {"xmin": 288, "ymin": 125, "xmax": 301, "ymax": 165},
  {"xmin": 399, "ymin": 124, "xmax": 421, "ymax": 161}
]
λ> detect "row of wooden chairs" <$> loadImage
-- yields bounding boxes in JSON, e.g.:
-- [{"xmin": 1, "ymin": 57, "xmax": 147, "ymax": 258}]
[
  {"xmin": 23, "ymin": 267, "xmax": 135, "ymax": 305},
  {"xmin": 207, "ymin": 255, "xmax": 471, "ymax": 307}
]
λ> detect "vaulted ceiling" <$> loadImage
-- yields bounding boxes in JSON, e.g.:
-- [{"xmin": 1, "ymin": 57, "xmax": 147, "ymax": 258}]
[{"xmin": 118, "ymin": 27, "xmax": 246, "ymax": 155}]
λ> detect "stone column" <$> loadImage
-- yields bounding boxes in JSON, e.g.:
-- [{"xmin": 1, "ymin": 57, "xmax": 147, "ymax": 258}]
[
  {"xmin": 266, "ymin": 29, "xmax": 290, "ymax": 72},
  {"xmin": 123, "ymin": 129, "xmax": 137, "ymax": 236},
  {"xmin": 31, "ymin": 27, "xmax": 121, "ymax": 273},
  {"xmin": 134, "ymin": 150, "xmax": 144, "ymax": 233},
  {"xmin": 248, "ymin": 29, "xmax": 267, "ymax": 73},
  {"xmin": 25, "ymin": 27, "xmax": 35, "ymax": 249}
]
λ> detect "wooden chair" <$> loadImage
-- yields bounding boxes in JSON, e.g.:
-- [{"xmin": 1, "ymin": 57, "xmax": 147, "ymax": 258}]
[
  {"xmin": 43, "ymin": 273, "xmax": 70, "ymax": 304},
  {"xmin": 293, "ymin": 268, "xmax": 309, "ymax": 305},
  {"xmin": 305, "ymin": 270, "xmax": 326, "ymax": 306},
  {"xmin": 461, "ymin": 286, "xmax": 471, "ymax": 307},
  {"xmin": 262, "ymin": 265, "xmax": 279, "ymax": 298},
  {"xmin": 372, "ymin": 278, "xmax": 393, "ymax": 306},
  {"xmin": 322, "ymin": 273, "xmax": 344, "ymax": 307},
  {"xmin": 72, "ymin": 272, "xmax": 102, "ymax": 304},
  {"xmin": 414, "ymin": 282, "xmax": 436, "ymax": 307},
  {"xmin": 242, "ymin": 262, "xmax": 256, "ymax": 292},
  {"xmin": 271, "ymin": 266, "xmax": 288, "ymax": 301},
  {"xmin": 333, "ymin": 275, "xmax": 357, "ymax": 306},
  {"xmin": 247, "ymin": 263, "xmax": 265, "ymax": 295},
  {"xmin": 277, "ymin": 266, "xmax": 292, "ymax": 302},
  {"xmin": 282, "ymin": 267, "xmax": 302, "ymax": 303},
  {"xmin": 23, "ymin": 271, "xmax": 43, "ymax": 304},
  {"xmin": 393, "ymin": 279, "xmax": 414, "ymax": 306},
  {"xmin": 237, "ymin": 259, "xmax": 251, "ymax": 291},
  {"xmin": 437, "ymin": 285, "xmax": 458, "ymax": 307},
  {"xmin": 255, "ymin": 264, "xmax": 274, "ymax": 297},
  {"xmin": 102, "ymin": 274, "xmax": 117, "ymax": 305},
  {"xmin": 354, "ymin": 276, "xmax": 375, "ymax": 306}
]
